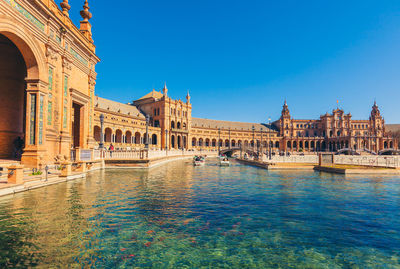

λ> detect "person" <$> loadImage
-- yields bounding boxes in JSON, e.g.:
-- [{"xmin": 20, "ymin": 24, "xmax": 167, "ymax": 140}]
[
  {"xmin": 13, "ymin": 136, "xmax": 24, "ymax": 159},
  {"xmin": 109, "ymin": 143, "xmax": 114, "ymax": 157}
]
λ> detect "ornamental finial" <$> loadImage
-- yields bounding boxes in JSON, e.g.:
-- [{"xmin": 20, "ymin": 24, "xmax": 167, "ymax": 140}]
[
  {"xmin": 80, "ymin": 0, "xmax": 92, "ymax": 22},
  {"xmin": 60, "ymin": 0, "xmax": 71, "ymax": 16}
]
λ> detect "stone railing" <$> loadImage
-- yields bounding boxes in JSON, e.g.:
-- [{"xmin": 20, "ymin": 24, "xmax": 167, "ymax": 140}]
[
  {"xmin": 264, "ymin": 155, "xmax": 319, "ymax": 164},
  {"xmin": 334, "ymin": 155, "xmax": 400, "ymax": 168},
  {"xmin": 102, "ymin": 149, "xmax": 217, "ymax": 160}
]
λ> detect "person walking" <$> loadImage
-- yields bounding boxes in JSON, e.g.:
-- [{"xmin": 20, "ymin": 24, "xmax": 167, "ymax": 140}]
[{"xmin": 109, "ymin": 143, "xmax": 114, "ymax": 157}]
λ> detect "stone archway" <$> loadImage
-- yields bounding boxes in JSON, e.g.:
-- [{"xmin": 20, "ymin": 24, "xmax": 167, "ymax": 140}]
[
  {"xmin": 0, "ymin": 34, "xmax": 27, "ymax": 159},
  {"xmin": 0, "ymin": 17, "xmax": 47, "ymax": 166}
]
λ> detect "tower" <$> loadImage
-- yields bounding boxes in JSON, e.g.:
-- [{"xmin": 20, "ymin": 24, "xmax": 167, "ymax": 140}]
[
  {"xmin": 369, "ymin": 101, "xmax": 384, "ymax": 136},
  {"xmin": 280, "ymin": 99, "xmax": 291, "ymax": 137}
]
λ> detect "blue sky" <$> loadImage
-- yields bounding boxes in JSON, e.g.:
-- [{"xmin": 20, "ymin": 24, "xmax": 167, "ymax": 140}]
[{"xmin": 70, "ymin": 0, "xmax": 400, "ymax": 123}]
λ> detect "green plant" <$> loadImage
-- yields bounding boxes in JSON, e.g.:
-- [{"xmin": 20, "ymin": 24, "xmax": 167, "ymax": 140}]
[{"xmin": 31, "ymin": 171, "xmax": 42, "ymax": 176}]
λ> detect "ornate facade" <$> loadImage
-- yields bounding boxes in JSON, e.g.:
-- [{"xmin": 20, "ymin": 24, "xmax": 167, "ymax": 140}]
[
  {"xmin": 0, "ymin": 0, "xmax": 99, "ymax": 167},
  {"xmin": 93, "ymin": 89, "xmax": 398, "ymax": 154}
]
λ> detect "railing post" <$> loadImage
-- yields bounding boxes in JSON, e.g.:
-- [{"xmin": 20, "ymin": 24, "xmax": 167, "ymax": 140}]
[
  {"xmin": 60, "ymin": 162, "xmax": 72, "ymax": 177},
  {"xmin": 7, "ymin": 165, "xmax": 24, "ymax": 184}
]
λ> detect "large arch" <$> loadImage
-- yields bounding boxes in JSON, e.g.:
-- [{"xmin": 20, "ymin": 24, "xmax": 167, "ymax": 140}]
[
  {"xmin": 0, "ymin": 34, "xmax": 27, "ymax": 159},
  {"xmin": 0, "ymin": 17, "xmax": 52, "ymax": 165}
]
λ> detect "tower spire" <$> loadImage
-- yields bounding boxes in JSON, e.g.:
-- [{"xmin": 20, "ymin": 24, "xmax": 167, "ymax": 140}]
[
  {"xmin": 186, "ymin": 90, "xmax": 191, "ymax": 103},
  {"xmin": 162, "ymin": 82, "xmax": 168, "ymax": 96}
]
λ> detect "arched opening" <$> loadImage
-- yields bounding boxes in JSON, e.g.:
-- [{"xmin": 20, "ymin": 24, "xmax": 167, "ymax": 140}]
[
  {"xmin": 183, "ymin": 136, "xmax": 187, "ymax": 148},
  {"xmin": 152, "ymin": 134, "xmax": 157, "ymax": 145},
  {"xmin": 275, "ymin": 141, "xmax": 279, "ymax": 149},
  {"xmin": 198, "ymin": 138, "xmax": 203, "ymax": 147},
  {"xmin": 171, "ymin": 135, "xmax": 176, "ymax": 148},
  {"xmin": 134, "ymin": 132, "xmax": 141, "ymax": 144},
  {"xmin": 0, "ymin": 34, "xmax": 27, "ymax": 159},
  {"xmin": 94, "ymin": 126, "xmax": 101, "ymax": 142},
  {"xmin": 177, "ymin": 135, "xmax": 181, "ymax": 148},
  {"xmin": 126, "ymin": 131, "xmax": 132, "ymax": 144},
  {"xmin": 115, "ymin": 129, "xmax": 123, "ymax": 143},
  {"xmin": 225, "ymin": 139, "xmax": 229, "ymax": 147},
  {"xmin": 212, "ymin": 139, "xmax": 216, "ymax": 147},
  {"xmin": 192, "ymin": 137, "xmax": 197, "ymax": 147},
  {"xmin": 171, "ymin": 121, "xmax": 175, "ymax": 129},
  {"xmin": 231, "ymin": 140, "xmax": 236, "ymax": 147},
  {"xmin": 105, "ymin": 128, "xmax": 112, "ymax": 143},
  {"xmin": 205, "ymin": 138, "xmax": 210, "ymax": 147},
  {"xmin": 384, "ymin": 141, "xmax": 388, "ymax": 149},
  {"xmin": 177, "ymin": 122, "xmax": 181, "ymax": 129},
  {"xmin": 293, "ymin": 141, "xmax": 297, "ymax": 149},
  {"xmin": 287, "ymin": 141, "xmax": 291, "ymax": 149}
]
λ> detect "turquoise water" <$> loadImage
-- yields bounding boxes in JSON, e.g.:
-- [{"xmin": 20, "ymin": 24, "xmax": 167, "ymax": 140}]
[{"xmin": 0, "ymin": 159, "xmax": 400, "ymax": 268}]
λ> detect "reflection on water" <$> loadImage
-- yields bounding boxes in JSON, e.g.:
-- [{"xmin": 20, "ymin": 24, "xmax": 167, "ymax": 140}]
[{"xmin": 0, "ymin": 159, "xmax": 399, "ymax": 267}]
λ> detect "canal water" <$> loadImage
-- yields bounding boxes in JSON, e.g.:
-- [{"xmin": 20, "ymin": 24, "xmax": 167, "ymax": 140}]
[{"xmin": 0, "ymin": 159, "xmax": 400, "ymax": 268}]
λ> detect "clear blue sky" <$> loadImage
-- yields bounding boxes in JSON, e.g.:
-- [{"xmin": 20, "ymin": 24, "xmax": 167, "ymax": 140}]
[{"xmin": 70, "ymin": 0, "xmax": 400, "ymax": 123}]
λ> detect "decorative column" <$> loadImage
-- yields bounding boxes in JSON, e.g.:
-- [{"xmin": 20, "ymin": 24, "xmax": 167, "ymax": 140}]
[{"xmin": 22, "ymin": 79, "xmax": 48, "ymax": 168}]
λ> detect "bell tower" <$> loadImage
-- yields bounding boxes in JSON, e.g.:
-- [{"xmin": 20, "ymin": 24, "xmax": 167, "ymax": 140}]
[{"xmin": 280, "ymin": 99, "xmax": 291, "ymax": 137}]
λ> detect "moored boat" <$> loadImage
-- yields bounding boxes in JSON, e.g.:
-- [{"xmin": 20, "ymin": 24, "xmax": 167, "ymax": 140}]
[{"xmin": 193, "ymin": 156, "xmax": 205, "ymax": 166}]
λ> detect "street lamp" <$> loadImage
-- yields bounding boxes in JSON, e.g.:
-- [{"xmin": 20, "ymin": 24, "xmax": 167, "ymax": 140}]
[
  {"xmin": 228, "ymin": 127, "xmax": 231, "ymax": 149},
  {"xmin": 268, "ymin": 117, "xmax": 272, "ymax": 160},
  {"xmin": 145, "ymin": 115, "xmax": 149, "ymax": 149},
  {"xmin": 165, "ymin": 129, "xmax": 168, "ymax": 152},
  {"xmin": 218, "ymin": 128, "xmax": 221, "ymax": 155},
  {"xmin": 252, "ymin": 125, "xmax": 255, "ymax": 152},
  {"xmin": 260, "ymin": 127, "xmax": 263, "ymax": 159},
  {"xmin": 99, "ymin": 114, "xmax": 104, "ymax": 149}
]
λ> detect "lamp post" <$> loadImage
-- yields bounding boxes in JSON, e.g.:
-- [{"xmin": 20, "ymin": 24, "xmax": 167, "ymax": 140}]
[
  {"xmin": 145, "ymin": 115, "xmax": 149, "ymax": 149},
  {"xmin": 218, "ymin": 128, "xmax": 221, "ymax": 155},
  {"xmin": 268, "ymin": 117, "xmax": 272, "ymax": 160},
  {"xmin": 99, "ymin": 114, "xmax": 104, "ymax": 149},
  {"xmin": 260, "ymin": 127, "xmax": 263, "ymax": 159},
  {"xmin": 165, "ymin": 129, "xmax": 168, "ymax": 152},
  {"xmin": 228, "ymin": 127, "xmax": 231, "ymax": 149},
  {"xmin": 252, "ymin": 125, "xmax": 255, "ymax": 153}
]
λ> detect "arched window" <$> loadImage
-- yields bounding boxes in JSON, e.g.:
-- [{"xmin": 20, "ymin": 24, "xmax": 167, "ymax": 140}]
[
  {"xmin": 177, "ymin": 122, "xmax": 181, "ymax": 129},
  {"xmin": 171, "ymin": 121, "xmax": 175, "ymax": 129},
  {"xmin": 152, "ymin": 134, "xmax": 157, "ymax": 145},
  {"xmin": 126, "ymin": 131, "xmax": 132, "ymax": 144},
  {"xmin": 134, "ymin": 132, "xmax": 141, "ymax": 144}
]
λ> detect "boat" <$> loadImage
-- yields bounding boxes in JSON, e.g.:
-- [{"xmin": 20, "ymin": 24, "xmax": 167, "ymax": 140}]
[
  {"xmin": 193, "ymin": 156, "xmax": 205, "ymax": 166},
  {"xmin": 219, "ymin": 156, "xmax": 230, "ymax": 166}
]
